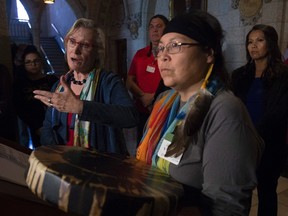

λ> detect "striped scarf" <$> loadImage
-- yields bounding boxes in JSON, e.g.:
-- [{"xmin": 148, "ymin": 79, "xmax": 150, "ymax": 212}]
[
  {"xmin": 136, "ymin": 89, "xmax": 192, "ymax": 172},
  {"xmin": 136, "ymin": 90, "xmax": 178, "ymax": 165}
]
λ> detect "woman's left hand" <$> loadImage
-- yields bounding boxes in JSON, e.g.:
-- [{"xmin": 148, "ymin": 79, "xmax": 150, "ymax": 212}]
[{"xmin": 33, "ymin": 75, "xmax": 83, "ymax": 114}]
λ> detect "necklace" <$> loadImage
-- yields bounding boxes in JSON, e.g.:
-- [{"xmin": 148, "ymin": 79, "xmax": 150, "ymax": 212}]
[{"xmin": 71, "ymin": 73, "xmax": 87, "ymax": 85}]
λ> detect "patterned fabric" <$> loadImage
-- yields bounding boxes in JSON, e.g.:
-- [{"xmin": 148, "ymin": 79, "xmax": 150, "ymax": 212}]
[
  {"xmin": 153, "ymin": 96, "xmax": 191, "ymax": 173},
  {"xmin": 56, "ymin": 69, "xmax": 100, "ymax": 148},
  {"xmin": 137, "ymin": 89, "xmax": 202, "ymax": 173},
  {"xmin": 136, "ymin": 90, "xmax": 178, "ymax": 164},
  {"xmin": 73, "ymin": 69, "xmax": 100, "ymax": 148}
]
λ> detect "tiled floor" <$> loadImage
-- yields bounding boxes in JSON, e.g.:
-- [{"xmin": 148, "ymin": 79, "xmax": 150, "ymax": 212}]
[{"xmin": 249, "ymin": 176, "xmax": 288, "ymax": 216}]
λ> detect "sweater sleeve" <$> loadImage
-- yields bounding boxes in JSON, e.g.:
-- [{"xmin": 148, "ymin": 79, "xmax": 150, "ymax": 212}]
[
  {"xmin": 80, "ymin": 71, "xmax": 139, "ymax": 128},
  {"xmin": 40, "ymin": 82, "xmax": 63, "ymax": 146}
]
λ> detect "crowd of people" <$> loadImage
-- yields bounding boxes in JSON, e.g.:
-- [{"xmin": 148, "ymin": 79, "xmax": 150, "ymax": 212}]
[{"xmin": 0, "ymin": 9, "xmax": 288, "ymax": 216}]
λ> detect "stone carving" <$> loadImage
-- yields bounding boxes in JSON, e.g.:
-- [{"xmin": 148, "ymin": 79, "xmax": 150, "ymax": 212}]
[
  {"xmin": 127, "ymin": 12, "xmax": 141, "ymax": 40},
  {"xmin": 231, "ymin": 0, "xmax": 239, "ymax": 9},
  {"xmin": 232, "ymin": 0, "xmax": 267, "ymax": 26}
]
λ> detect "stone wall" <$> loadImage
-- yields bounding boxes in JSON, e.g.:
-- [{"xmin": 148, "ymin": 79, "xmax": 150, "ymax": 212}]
[
  {"xmin": 3, "ymin": 0, "xmax": 288, "ymax": 76},
  {"xmin": 120, "ymin": 0, "xmax": 288, "ymax": 73},
  {"xmin": 208, "ymin": 0, "xmax": 288, "ymax": 73}
]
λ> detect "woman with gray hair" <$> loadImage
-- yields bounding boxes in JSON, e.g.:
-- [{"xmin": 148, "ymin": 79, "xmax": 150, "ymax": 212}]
[{"xmin": 33, "ymin": 18, "xmax": 138, "ymax": 155}]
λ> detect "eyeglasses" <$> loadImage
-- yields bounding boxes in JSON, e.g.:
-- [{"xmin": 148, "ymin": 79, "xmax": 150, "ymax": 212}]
[
  {"xmin": 156, "ymin": 41, "xmax": 200, "ymax": 57},
  {"xmin": 24, "ymin": 59, "xmax": 41, "ymax": 66},
  {"xmin": 67, "ymin": 38, "xmax": 94, "ymax": 51}
]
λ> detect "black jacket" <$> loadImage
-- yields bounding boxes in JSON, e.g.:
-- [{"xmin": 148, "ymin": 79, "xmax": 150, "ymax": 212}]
[{"xmin": 231, "ymin": 62, "xmax": 288, "ymax": 159}]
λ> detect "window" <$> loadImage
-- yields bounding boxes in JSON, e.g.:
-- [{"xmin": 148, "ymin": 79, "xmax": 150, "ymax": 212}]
[{"xmin": 16, "ymin": 0, "xmax": 29, "ymax": 21}]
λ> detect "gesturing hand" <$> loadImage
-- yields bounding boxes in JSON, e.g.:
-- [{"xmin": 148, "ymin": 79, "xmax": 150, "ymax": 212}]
[{"xmin": 33, "ymin": 75, "xmax": 84, "ymax": 114}]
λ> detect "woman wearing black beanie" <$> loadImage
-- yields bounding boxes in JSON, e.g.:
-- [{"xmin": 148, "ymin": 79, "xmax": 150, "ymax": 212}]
[{"xmin": 137, "ymin": 10, "xmax": 264, "ymax": 216}]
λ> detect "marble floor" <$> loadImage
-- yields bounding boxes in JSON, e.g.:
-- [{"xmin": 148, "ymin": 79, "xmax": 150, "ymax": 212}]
[{"xmin": 249, "ymin": 176, "xmax": 288, "ymax": 216}]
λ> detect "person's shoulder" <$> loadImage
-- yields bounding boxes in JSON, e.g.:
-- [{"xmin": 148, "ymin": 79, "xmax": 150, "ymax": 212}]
[
  {"xmin": 214, "ymin": 90, "xmax": 242, "ymax": 106},
  {"xmin": 134, "ymin": 46, "xmax": 150, "ymax": 56},
  {"xmin": 273, "ymin": 63, "xmax": 288, "ymax": 82},
  {"xmin": 138, "ymin": 45, "xmax": 150, "ymax": 52},
  {"xmin": 210, "ymin": 90, "xmax": 247, "ymax": 118},
  {"xmin": 231, "ymin": 65, "xmax": 246, "ymax": 76},
  {"xmin": 278, "ymin": 66, "xmax": 288, "ymax": 88},
  {"xmin": 99, "ymin": 69, "xmax": 117, "ymax": 78},
  {"xmin": 230, "ymin": 65, "xmax": 249, "ymax": 84},
  {"xmin": 14, "ymin": 74, "xmax": 29, "ymax": 85},
  {"xmin": 99, "ymin": 69, "xmax": 122, "ymax": 84},
  {"xmin": 154, "ymin": 89, "xmax": 174, "ymax": 102}
]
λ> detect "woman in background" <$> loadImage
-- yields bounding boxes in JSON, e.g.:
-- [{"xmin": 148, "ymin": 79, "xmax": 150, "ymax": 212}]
[
  {"xmin": 13, "ymin": 46, "xmax": 58, "ymax": 148},
  {"xmin": 231, "ymin": 24, "xmax": 288, "ymax": 216},
  {"xmin": 126, "ymin": 14, "xmax": 169, "ymax": 143}
]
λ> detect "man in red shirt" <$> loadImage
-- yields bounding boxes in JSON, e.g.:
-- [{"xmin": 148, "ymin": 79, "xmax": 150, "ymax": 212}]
[{"xmin": 126, "ymin": 14, "xmax": 168, "ymax": 143}]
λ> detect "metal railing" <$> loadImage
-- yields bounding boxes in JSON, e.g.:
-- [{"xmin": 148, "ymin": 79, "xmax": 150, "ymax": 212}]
[
  {"xmin": 9, "ymin": 19, "xmax": 64, "ymax": 75},
  {"xmin": 51, "ymin": 23, "xmax": 65, "ymax": 54},
  {"xmin": 39, "ymin": 45, "xmax": 55, "ymax": 74}
]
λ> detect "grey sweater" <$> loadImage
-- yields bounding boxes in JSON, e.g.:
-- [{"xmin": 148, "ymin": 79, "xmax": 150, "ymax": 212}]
[{"xmin": 160, "ymin": 90, "xmax": 264, "ymax": 215}]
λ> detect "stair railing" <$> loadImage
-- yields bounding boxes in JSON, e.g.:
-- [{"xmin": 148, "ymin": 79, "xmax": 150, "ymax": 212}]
[
  {"xmin": 51, "ymin": 23, "xmax": 65, "ymax": 54},
  {"xmin": 40, "ymin": 45, "xmax": 55, "ymax": 74}
]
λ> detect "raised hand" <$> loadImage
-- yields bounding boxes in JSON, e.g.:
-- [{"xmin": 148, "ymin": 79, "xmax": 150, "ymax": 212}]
[{"xmin": 33, "ymin": 75, "xmax": 83, "ymax": 114}]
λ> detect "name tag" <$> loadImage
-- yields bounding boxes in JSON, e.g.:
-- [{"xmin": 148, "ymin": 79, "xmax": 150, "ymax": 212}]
[
  {"xmin": 157, "ymin": 133, "xmax": 183, "ymax": 165},
  {"xmin": 146, "ymin": 65, "xmax": 155, "ymax": 73}
]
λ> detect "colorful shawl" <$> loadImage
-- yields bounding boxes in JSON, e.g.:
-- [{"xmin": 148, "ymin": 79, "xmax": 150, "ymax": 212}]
[
  {"xmin": 136, "ymin": 90, "xmax": 178, "ymax": 165},
  {"xmin": 136, "ymin": 89, "xmax": 194, "ymax": 172}
]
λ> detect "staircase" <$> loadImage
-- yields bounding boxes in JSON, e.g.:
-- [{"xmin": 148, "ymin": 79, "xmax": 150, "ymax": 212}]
[
  {"xmin": 40, "ymin": 37, "xmax": 66, "ymax": 76},
  {"xmin": 9, "ymin": 19, "xmax": 32, "ymax": 45}
]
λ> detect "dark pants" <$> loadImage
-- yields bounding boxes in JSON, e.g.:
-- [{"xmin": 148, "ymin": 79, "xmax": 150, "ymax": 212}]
[
  {"xmin": 256, "ymin": 149, "xmax": 287, "ymax": 216},
  {"xmin": 257, "ymin": 171, "xmax": 279, "ymax": 216}
]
